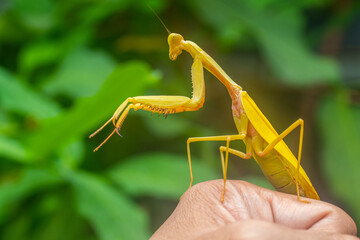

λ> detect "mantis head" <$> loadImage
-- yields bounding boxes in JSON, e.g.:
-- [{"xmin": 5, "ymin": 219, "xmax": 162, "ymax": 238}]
[
  {"xmin": 145, "ymin": 5, "xmax": 183, "ymax": 61},
  {"xmin": 168, "ymin": 33, "xmax": 184, "ymax": 61}
]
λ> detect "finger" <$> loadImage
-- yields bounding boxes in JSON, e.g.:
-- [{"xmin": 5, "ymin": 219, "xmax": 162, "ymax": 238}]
[
  {"xmin": 195, "ymin": 180, "xmax": 357, "ymax": 235},
  {"xmin": 235, "ymin": 181, "xmax": 358, "ymax": 235},
  {"xmin": 150, "ymin": 180, "xmax": 358, "ymax": 239},
  {"xmin": 195, "ymin": 220, "xmax": 360, "ymax": 240},
  {"xmin": 151, "ymin": 180, "xmax": 237, "ymax": 240}
]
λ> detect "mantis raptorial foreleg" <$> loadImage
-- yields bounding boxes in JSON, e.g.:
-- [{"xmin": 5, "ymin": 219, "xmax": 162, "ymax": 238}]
[
  {"xmin": 90, "ymin": 58, "xmax": 205, "ymax": 151},
  {"xmin": 252, "ymin": 119, "xmax": 306, "ymax": 202}
]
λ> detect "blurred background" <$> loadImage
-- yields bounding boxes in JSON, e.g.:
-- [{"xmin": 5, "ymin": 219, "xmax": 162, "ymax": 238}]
[{"xmin": 0, "ymin": 0, "xmax": 359, "ymax": 239}]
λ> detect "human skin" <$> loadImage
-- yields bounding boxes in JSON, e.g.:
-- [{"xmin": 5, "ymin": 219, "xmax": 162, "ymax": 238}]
[{"xmin": 151, "ymin": 180, "xmax": 358, "ymax": 240}]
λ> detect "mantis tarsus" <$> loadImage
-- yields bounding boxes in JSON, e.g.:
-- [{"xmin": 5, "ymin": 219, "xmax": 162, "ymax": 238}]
[{"xmin": 90, "ymin": 24, "xmax": 319, "ymax": 203}]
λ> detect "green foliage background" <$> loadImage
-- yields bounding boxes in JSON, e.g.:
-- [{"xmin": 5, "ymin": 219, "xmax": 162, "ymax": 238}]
[{"xmin": 0, "ymin": 0, "xmax": 359, "ymax": 238}]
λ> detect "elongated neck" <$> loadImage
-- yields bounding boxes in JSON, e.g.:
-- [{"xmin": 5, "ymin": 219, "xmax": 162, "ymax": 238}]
[{"xmin": 182, "ymin": 40, "xmax": 242, "ymax": 99}]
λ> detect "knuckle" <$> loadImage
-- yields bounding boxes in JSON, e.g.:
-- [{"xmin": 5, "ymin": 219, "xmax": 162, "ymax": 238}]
[{"xmin": 182, "ymin": 180, "xmax": 222, "ymax": 203}]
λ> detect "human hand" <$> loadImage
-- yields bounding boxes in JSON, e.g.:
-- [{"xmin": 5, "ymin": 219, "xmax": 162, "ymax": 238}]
[{"xmin": 151, "ymin": 180, "xmax": 358, "ymax": 240}]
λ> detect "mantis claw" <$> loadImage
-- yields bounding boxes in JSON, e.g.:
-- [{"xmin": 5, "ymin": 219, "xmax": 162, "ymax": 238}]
[
  {"xmin": 93, "ymin": 128, "xmax": 117, "ymax": 152},
  {"xmin": 115, "ymin": 128, "xmax": 123, "ymax": 137}
]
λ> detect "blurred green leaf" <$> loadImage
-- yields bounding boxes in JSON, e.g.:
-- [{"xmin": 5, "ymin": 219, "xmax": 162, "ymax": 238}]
[
  {"xmin": 1, "ymin": 210, "xmax": 29, "ymax": 240},
  {"xmin": 0, "ymin": 66, "xmax": 61, "ymax": 119},
  {"xmin": 0, "ymin": 167, "xmax": 62, "ymax": 224},
  {"xmin": 256, "ymin": 27, "xmax": 338, "ymax": 85},
  {"xmin": 0, "ymin": 11, "xmax": 24, "ymax": 43},
  {"xmin": 19, "ymin": 31, "xmax": 95, "ymax": 77},
  {"xmin": 318, "ymin": 91, "xmax": 360, "ymax": 221},
  {"xmin": 19, "ymin": 41, "xmax": 65, "ymax": 76},
  {"xmin": 1, "ymin": 190, "xmax": 90, "ymax": 240},
  {"xmin": 0, "ymin": 111, "xmax": 17, "ymax": 135},
  {"xmin": 0, "ymin": 135, "xmax": 27, "ymax": 162},
  {"xmin": 67, "ymin": 171, "xmax": 149, "ymax": 240},
  {"xmin": 12, "ymin": 0, "xmax": 55, "ymax": 31},
  {"xmin": 31, "ymin": 202, "xmax": 90, "ymax": 240},
  {"xmin": 143, "ymin": 114, "xmax": 192, "ymax": 138},
  {"xmin": 108, "ymin": 152, "xmax": 219, "ymax": 199},
  {"xmin": 78, "ymin": 0, "xmax": 132, "ymax": 26},
  {"xmin": 57, "ymin": 140, "xmax": 85, "ymax": 170},
  {"xmin": 0, "ymin": 113, "xmax": 9, "ymax": 132},
  {"xmin": 29, "ymin": 61, "xmax": 159, "ymax": 160},
  {"xmin": 43, "ymin": 48, "xmax": 117, "ymax": 98},
  {"xmin": 137, "ymin": 0, "xmax": 167, "ymax": 13},
  {"xmin": 193, "ymin": 0, "xmax": 339, "ymax": 85}
]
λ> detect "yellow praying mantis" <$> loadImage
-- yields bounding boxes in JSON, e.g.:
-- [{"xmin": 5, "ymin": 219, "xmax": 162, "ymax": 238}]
[{"xmin": 90, "ymin": 15, "xmax": 319, "ymax": 203}]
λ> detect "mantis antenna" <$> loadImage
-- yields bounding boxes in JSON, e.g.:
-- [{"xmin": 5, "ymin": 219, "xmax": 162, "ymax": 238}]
[{"xmin": 145, "ymin": 2, "xmax": 171, "ymax": 35}]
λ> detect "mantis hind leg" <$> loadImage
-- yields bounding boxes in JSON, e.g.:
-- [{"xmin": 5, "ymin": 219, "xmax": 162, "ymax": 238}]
[{"xmin": 254, "ymin": 119, "xmax": 308, "ymax": 203}]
